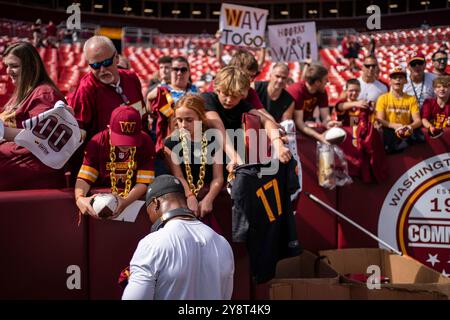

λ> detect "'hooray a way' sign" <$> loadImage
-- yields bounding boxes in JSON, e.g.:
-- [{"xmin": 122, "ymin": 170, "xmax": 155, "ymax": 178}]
[
  {"xmin": 268, "ymin": 22, "xmax": 318, "ymax": 62},
  {"xmin": 219, "ymin": 3, "xmax": 268, "ymax": 49}
]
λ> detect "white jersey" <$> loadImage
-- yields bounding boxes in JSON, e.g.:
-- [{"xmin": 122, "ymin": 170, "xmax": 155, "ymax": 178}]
[
  {"xmin": 403, "ymin": 72, "xmax": 435, "ymax": 109},
  {"xmin": 14, "ymin": 100, "xmax": 83, "ymax": 169},
  {"xmin": 122, "ymin": 219, "xmax": 234, "ymax": 300},
  {"xmin": 357, "ymin": 77, "xmax": 388, "ymax": 103},
  {"xmin": 280, "ymin": 119, "xmax": 302, "ymax": 201}
]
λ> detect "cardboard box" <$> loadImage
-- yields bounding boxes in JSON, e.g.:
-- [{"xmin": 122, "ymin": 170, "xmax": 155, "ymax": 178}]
[
  {"xmin": 319, "ymin": 248, "xmax": 450, "ymax": 300},
  {"xmin": 269, "ymin": 250, "xmax": 351, "ymax": 300}
]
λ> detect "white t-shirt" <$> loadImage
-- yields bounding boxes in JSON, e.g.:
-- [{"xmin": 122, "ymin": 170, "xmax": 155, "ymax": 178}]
[
  {"xmin": 357, "ymin": 77, "xmax": 388, "ymax": 103},
  {"xmin": 14, "ymin": 101, "xmax": 83, "ymax": 169},
  {"xmin": 122, "ymin": 219, "xmax": 234, "ymax": 300},
  {"xmin": 403, "ymin": 72, "xmax": 435, "ymax": 109}
]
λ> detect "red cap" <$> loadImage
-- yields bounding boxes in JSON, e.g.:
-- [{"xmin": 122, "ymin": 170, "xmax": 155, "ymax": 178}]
[
  {"xmin": 109, "ymin": 106, "xmax": 142, "ymax": 147},
  {"xmin": 408, "ymin": 52, "xmax": 425, "ymax": 63}
]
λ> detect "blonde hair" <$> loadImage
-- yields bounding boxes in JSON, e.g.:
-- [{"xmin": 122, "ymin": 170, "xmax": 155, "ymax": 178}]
[
  {"xmin": 174, "ymin": 94, "xmax": 208, "ymax": 128},
  {"xmin": 213, "ymin": 66, "xmax": 250, "ymax": 97},
  {"xmin": 433, "ymin": 75, "xmax": 450, "ymax": 88}
]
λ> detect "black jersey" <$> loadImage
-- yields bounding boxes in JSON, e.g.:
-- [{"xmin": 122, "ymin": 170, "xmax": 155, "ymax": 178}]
[{"xmin": 231, "ymin": 159, "xmax": 302, "ymax": 284}]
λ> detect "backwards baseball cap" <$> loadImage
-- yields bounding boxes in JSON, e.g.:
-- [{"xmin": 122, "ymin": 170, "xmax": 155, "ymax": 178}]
[
  {"xmin": 146, "ymin": 174, "xmax": 185, "ymax": 207},
  {"xmin": 408, "ymin": 52, "xmax": 425, "ymax": 64},
  {"xmin": 389, "ymin": 66, "xmax": 407, "ymax": 78},
  {"xmin": 109, "ymin": 105, "xmax": 142, "ymax": 147}
]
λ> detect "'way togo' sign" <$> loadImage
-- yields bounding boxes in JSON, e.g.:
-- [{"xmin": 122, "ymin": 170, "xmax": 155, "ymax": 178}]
[
  {"xmin": 219, "ymin": 3, "xmax": 268, "ymax": 49},
  {"xmin": 268, "ymin": 22, "xmax": 318, "ymax": 62}
]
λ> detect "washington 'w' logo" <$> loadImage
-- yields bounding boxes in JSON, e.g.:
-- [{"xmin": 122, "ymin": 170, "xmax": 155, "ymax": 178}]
[{"xmin": 119, "ymin": 121, "xmax": 136, "ymax": 133}]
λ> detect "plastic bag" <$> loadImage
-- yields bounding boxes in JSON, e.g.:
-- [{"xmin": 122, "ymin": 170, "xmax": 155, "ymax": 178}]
[{"xmin": 317, "ymin": 142, "xmax": 352, "ymax": 189}]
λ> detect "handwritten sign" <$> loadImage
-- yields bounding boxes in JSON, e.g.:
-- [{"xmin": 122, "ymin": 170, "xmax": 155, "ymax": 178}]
[
  {"xmin": 268, "ymin": 22, "xmax": 318, "ymax": 62},
  {"xmin": 219, "ymin": 3, "xmax": 268, "ymax": 49}
]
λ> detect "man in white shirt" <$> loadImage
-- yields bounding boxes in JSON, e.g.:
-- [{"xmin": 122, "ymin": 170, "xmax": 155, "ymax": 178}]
[
  {"xmin": 357, "ymin": 55, "xmax": 388, "ymax": 103},
  {"xmin": 403, "ymin": 52, "xmax": 435, "ymax": 109},
  {"xmin": 122, "ymin": 174, "xmax": 234, "ymax": 300}
]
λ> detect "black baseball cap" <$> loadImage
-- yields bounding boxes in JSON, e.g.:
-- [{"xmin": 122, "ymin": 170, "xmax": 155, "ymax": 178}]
[{"xmin": 145, "ymin": 175, "xmax": 185, "ymax": 207}]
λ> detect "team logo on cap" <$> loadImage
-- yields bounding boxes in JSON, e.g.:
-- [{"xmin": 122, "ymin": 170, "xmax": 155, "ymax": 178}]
[
  {"xmin": 119, "ymin": 121, "xmax": 136, "ymax": 134},
  {"xmin": 378, "ymin": 153, "xmax": 450, "ymax": 277}
]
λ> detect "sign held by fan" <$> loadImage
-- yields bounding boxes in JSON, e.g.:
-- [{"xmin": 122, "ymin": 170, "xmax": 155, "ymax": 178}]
[
  {"xmin": 268, "ymin": 22, "xmax": 318, "ymax": 62},
  {"xmin": 219, "ymin": 3, "xmax": 268, "ymax": 49}
]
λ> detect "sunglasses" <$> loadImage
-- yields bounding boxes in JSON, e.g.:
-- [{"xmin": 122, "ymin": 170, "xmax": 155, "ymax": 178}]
[
  {"xmin": 364, "ymin": 64, "xmax": 377, "ymax": 69},
  {"xmin": 409, "ymin": 60, "xmax": 425, "ymax": 67},
  {"xmin": 433, "ymin": 58, "xmax": 448, "ymax": 63},
  {"xmin": 172, "ymin": 67, "xmax": 188, "ymax": 73},
  {"xmin": 89, "ymin": 53, "xmax": 116, "ymax": 70}
]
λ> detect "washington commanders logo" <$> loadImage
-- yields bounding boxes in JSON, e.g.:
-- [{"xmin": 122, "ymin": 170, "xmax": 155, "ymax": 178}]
[
  {"xmin": 378, "ymin": 153, "xmax": 450, "ymax": 277},
  {"xmin": 119, "ymin": 121, "xmax": 136, "ymax": 134}
]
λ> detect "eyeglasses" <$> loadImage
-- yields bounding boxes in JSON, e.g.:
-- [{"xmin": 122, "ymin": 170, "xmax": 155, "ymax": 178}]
[
  {"xmin": 89, "ymin": 53, "xmax": 116, "ymax": 70},
  {"xmin": 433, "ymin": 58, "xmax": 448, "ymax": 63},
  {"xmin": 363, "ymin": 64, "xmax": 378, "ymax": 69},
  {"xmin": 172, "ymin": 67, "xmax": 189, "ymax": 73},
  {"xmin": 409, "ymin": 60, "xmax": 425, "ymax": 67}
]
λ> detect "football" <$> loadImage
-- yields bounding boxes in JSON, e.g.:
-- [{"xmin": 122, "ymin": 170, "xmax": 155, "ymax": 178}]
[
  {"xmin": 90, "ymin": 193, "xmax": 119, "ymax": 219},
  {"xmin": 395, "ymin": 126, "xmax": 413, "ymax": 139},
  {"xmin": 324, "ymin": 127, "xmax": 347, "ymax": 145}
]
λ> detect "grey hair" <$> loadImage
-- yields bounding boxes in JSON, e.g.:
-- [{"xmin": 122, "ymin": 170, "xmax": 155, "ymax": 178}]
[
  {"xmin": 83, "ymin": 35, "xmax": 116, "ymax": 58},
  {"xmin": 271, "ymin": 62, "xmax": 289, "ymax": 74}
]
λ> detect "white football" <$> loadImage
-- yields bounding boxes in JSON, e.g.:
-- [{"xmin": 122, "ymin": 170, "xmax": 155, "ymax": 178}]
[
  {"xmin": 324, "ymin": 127, "xmax": 347, "ymax": 145},
  {"xmin": 90, "ymin": 193, "xmax": 119, "ymax": 219}
]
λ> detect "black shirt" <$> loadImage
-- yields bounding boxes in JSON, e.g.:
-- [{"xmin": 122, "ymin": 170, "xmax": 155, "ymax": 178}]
[
  {"xmin": 164, "ymin": 131, "xmax": 216, "ymax": 185},
  {"xmin": 202, "ymin": 92, "xmax": 253, "ymax": 130},
  {"xmin": 255, "ymin": 81, "xmax": 294, "ymax": 123}
]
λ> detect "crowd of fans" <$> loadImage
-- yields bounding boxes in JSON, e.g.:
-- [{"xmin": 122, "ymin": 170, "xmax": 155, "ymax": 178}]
[{"xmin": 0, "ymin": 29, "xmax": 449, "ymax": 298}]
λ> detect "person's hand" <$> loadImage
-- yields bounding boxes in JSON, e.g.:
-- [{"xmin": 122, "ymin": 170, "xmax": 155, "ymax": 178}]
[
  {"xmin": 226, "ymin": 157, "xmax": 239, "ymax": 174},
  {"xmin": 64, "ymin": 105, "xmax": 75, "ymax": 116},
  {"xmin": 355, "ymin": 100, "xmax": 369, "ymax": 109},
  {"xmin": 373, "ymin": 119, "xmax": 383, "ymax": 130},
  {"xmin": 187, "ymin": 194, "xmax": 199, "ymax": 215},
  {"xmin": 391, "ymin": 123, "xmax": 403, "ymax": 130},
  {"xmin": 319, "ymin": 133, "xmax": 330, "ymax": 145},
  {"xmin": 326, "ymin": 120, "xmax": 342, "ymax": 129},
  {"xmin": 273, "ymin": 138, "xmax": 292, "ymax": 163},
  {"xmin": 113, "ymin": 196, "xmax": 128, "ymax": 218},
  {"xmin": 198, "ymin": 196, "xmax": 213, "ymax": 218},
  {"xmin": 76, "ymin": 194, "xmax": 98, "ymax": 218},
  {"xmin": 215, "ymin": 30, "xmax": 222, "ymax": 41}
]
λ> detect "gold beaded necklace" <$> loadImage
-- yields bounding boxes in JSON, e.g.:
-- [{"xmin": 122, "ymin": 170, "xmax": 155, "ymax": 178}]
[
  {"xmin": 109, "ymin": 141, "xmax": 136, "ymax": 197},
  {"xmin": 179, "ymin": 129, "xmax": 208, "ymax": 196}
]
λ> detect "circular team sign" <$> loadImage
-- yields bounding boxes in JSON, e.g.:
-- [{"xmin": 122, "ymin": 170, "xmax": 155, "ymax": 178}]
[{"xmin": 378, "ymin": 153, "xmax": 450, "ymax": 277}]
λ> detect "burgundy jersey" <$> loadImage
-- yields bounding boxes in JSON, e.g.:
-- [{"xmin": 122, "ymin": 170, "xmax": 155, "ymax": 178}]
[
  {"xmin": 335, "ymin": 98, "xmax": 361, "ymax": 127},
  {"xmin": 421, "ymin": 98, "xmax": 450, "ymax": 128},
  {"xmin": 0, "ymin": 84, "xmax": 64, "ymax": 128},
  {"xmin": 68, "ymin": 69, "xmax": 146, "ymax": 139},
  {"xmin": 77, "ymin": 129, "xmax": 155, "ymax": 190},
  {"xmin": 0, "ymin": 84, "xmax": 66, "ymax": 191},
  {"xmin": 287, "ymin": 80, "xmax": 329, "ymax": 121}
]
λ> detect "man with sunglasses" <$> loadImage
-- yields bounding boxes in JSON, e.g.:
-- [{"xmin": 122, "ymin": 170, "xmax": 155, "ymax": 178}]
[
  {"xmin": 431, "ymin": 50, "xmax": 449, "ymax": 77},
  {"xmin": 403, "ymin": 52, "xmax": 435, "ymax": 110},
  {"xmin": 68, "ymin": 36, "xmax": 146, "ymax": 142},
  {"xmin": 357, "ymin": 56, "xmax": 388, "ymax": 104}
]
